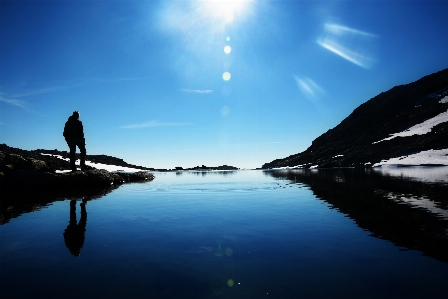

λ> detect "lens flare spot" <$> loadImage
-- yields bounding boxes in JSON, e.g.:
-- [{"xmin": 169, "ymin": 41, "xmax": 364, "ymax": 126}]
[
  {"xmin": 215, "ymin": 242, "xmax": 224, "ymax": 256},
  {"xmin": 221, "ymin": 85, "xmax": 232, "ymax": 96},
  {"xmin": 222, "ymin": 72, "xmax": 231, "ymax": 81},
  {"xmin": 225, "ymin": 248, "xmax": 233, "ymax": 257},
  {"xmin": 221, "ymin": 106, "xmax": 230, "ymax": 116},
  {"xmin": 227, "ymin": 279, "xmax": 234, "ymax": 287},
  {"xmin": 224, "ymin": 45, "xmax": 232, "ymax": 54},
  {"xmin": 223, "ymin": 61, "xmax": 232, "ymax": 71},
  {"xmin": 226, "ymin": 36, "xmax": 231, "ymax": 42}
]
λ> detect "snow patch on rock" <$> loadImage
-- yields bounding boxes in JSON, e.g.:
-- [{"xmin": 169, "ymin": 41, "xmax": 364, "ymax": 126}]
[{"xmin": 373, "ymin": 109, "xmax": 448, "ymax": 144}]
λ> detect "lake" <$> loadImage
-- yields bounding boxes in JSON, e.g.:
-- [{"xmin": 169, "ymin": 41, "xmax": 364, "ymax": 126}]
[{"xmin": 1, "ymin": 168, "xmax": 448, "ymax": 299}]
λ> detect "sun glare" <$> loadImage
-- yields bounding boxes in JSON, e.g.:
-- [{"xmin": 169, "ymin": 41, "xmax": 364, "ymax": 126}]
[{"xmin": 201, "ymin": 0, "xmax": 252, "ymax": 24}]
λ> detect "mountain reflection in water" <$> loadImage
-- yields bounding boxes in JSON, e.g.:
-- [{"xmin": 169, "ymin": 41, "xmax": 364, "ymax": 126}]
[
  {"xmin": 1, "ymin": 169, "xmax": 448, "ymax": 299},
  {"xmin": 264, "ymin": 167, "xmax": 448, "ymax": 263}
]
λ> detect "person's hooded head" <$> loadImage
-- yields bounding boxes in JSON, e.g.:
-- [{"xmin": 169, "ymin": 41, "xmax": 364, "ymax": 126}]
[{"xmin": 72, "ymin": 111, "xmax": 80, "ymax": 120}]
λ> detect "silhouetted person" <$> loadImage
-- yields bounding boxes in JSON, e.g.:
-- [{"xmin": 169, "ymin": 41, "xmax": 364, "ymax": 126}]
[
  {"xmin": 63, "ymin": 111, "xmax": 87, "ymax": 171},
  {"xmin": 63, "ymin": 199, "xmax": 87, "ymax": 257}
]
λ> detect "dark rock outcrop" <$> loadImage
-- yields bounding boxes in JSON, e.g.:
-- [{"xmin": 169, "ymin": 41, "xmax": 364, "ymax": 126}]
[
  {"xmin": 0, "ymin": 144, "xmax": 71, "ymax": 171},
  {"xmin": 262, "ymin": 68, "xmax": 448, "ymax": 169},
  {"xmin": 0, "ymin": 148, "xmax": 155, "ymax": 200},
  {"xmin": 0, "ymin": 143, "xmax": 155, "ymax": 171},
  {"xmin": 1, "ymin": 168, "xmax": 154, "ymax": 195}
]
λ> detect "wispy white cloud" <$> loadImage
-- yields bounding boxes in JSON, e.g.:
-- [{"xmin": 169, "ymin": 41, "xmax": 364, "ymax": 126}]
[
  {"xmin": 294, "ymin": 76, "xmax": 325, "ymax": 100},
  {"xmin": 0, "ymin": 77, "xmax": 152, "ymax": 110},
  {"xmin": 0, "ymin": 85, "xmax": 74, "ymax": 109},
  {"xmin": 324, "ymin": 23, "xmax": 377, "ymax": 38},
  {"xmin": 181, "ymin": 89, "xmax": 213, "ymax": 94},
  {"xmin": 317, "ymin": 22, "xmax": 377, "ymax": 69},
  {"xmin": 93, "ymin": 77, "xmax": 151, "ymax": 83},
  {"xmin": 318, "ymin": 41, "xmax": 375, "ymax": 69},
  {"xmin": 9, "ymin": 86, "xmax": 74, "ymax": 98},
  {"xmin": 0, "ymin": 96, "xmax": 26, "ymax": 108},
  {"xmin": 5, "ymin": 77, "xmax": 149, "ymax": 99},
  {"xmin": 120, "ymin": 120, "xmax": 193, "ymax": 129}
]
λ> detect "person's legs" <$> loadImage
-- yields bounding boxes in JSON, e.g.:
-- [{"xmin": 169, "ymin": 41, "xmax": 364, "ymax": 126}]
[
  {"xmin": 67, "ymin": 140, "xmax": 77, "ymax": 171},
  {"xmin": 77, "ymin": 139, "xmax": 87, "ymax": 170}
]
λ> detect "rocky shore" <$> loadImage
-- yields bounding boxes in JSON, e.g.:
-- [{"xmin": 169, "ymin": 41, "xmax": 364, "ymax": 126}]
[{"xmin": 0, "ymin": 144, "xmax": 155, "ymax": 199}]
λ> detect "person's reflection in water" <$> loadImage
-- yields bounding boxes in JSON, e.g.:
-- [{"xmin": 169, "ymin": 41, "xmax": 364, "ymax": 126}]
[{"xmin": 63, "ymin": 199, "xmax": 87, "ymax": 257}]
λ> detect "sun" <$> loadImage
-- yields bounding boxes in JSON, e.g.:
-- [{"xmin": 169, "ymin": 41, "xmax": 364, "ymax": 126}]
[{"xmin": 200, "ymin": 0, "xmax": 253, "ymax": 24}]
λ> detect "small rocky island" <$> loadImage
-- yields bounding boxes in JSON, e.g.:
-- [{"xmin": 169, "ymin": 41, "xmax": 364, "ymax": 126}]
[{"xmin": 0, "ymin": 144, "xmax": 155, "ymax": 199}]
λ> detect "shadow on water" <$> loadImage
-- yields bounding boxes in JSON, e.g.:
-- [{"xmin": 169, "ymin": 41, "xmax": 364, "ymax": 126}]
[
  {"xmin": 63, "ymin": 199, "xmax": 88, "ymax": 257},
  {"xmin": 0, "ymin": 185, "xmax": 118, "ymax": 225},
  {"xmin": 264, "ymin": 168, "xmax": 448, "ymax": 263}
]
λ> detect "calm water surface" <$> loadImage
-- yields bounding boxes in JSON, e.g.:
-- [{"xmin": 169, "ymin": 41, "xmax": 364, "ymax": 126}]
[{"xmin": 1, "ymin": 169, "xmax": 448, "ymax": 299}]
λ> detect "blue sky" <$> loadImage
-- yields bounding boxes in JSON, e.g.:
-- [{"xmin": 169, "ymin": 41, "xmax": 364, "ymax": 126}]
[{"xmin": 1, "ymin": 0, "xmax": 448, "ymax": 169}]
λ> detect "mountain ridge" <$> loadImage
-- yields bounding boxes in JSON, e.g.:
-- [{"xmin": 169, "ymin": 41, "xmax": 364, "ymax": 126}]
[{"xmin": 262, "ymin": 68, "xmax": 448, "ymax": 169}]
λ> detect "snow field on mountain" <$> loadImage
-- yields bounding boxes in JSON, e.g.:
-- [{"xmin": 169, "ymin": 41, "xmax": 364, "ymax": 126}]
[{"xmin": 373, "ymin": 109, "xmax": 448, "ymax": 144}]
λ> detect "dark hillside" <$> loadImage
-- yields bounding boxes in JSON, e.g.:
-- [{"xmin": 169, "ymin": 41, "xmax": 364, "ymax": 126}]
[{"xmin": 263, "ymin": 68, "xmax": 448, "ymax": 168}]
